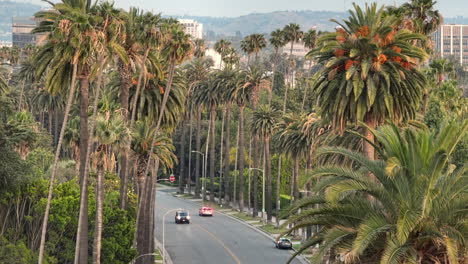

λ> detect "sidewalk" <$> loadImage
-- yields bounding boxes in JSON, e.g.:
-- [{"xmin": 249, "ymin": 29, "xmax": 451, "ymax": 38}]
[{"xmin": 168, "ymin": 186, "xmax": 311, "ymax": 264}]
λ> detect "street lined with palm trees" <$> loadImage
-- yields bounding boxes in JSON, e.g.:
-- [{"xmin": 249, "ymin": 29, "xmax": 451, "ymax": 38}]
[
  {"xmin": 154, "ymin": 187, "xmax": 304, "ymax": 264},
  {"xmin": 0, "ymin": 0, "xmax": 466, "ymax": 263}
]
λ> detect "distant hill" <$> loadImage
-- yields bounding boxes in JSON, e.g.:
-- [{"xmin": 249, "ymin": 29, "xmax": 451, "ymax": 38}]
[
  {"xmin": 0, "ymin": 1, "xmax": 42, "ymax": 42},
  {"xmin": 174, "ymin": 10, "xmax": 349, "ymax": 36}
]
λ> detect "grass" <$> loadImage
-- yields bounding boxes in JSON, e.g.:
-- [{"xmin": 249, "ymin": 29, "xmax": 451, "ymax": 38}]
[
  {"xmin": 233, "ymin": 212, "xmax": 261, "ymax": 222},
  {"xmin": 260, "ymin": 224, "xmax": 289, "ymax": 234},
  {"xmin": 154, "ymin": 248, "xmax": 163, "ymax": 261}
]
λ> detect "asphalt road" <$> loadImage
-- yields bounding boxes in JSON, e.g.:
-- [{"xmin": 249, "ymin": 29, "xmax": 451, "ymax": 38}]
[{"xmin": 154, "ymin": 188, "xmax": 304, "ymax": 264}]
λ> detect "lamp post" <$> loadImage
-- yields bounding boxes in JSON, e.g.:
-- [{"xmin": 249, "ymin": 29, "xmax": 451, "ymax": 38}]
[
  {"xmin": 162, "ymin": 208, "xmax": 183, "ymax": 264},
  {"xmin": 191, "ymin": 151, "xmax": 206, "ymax": 205},
  {"xmin": 249, "ymin": 167, "xmax": 265, "ymax": 222}
]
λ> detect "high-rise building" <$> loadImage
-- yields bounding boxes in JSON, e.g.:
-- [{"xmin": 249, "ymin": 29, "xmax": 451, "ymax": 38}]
[
  {"xmin": 12, "ymin": 17, "xmax": 47, "ymax": 48},
  {"xmin": 178, "ymin": 19, "xmax": 203, "ymax": 39},
  {"xmin": 433, "ymin": 24, "xmax": 468, "ymax": 65}
]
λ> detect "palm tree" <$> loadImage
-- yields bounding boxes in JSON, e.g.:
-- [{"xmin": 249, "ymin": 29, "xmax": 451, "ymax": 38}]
[
  {"xmin": 193, "ymin": 38, "xmax": 207, "ymax": 58},
  {"xmin": 301, "ymin": 28, "xmax": 317, "ymax": 112},
  {"xmin": 269, "ymin": 29, "xmax": 287, "ymax": 104},
  {"xmin": 33, "ymin": 1, "xmax": 99, "ymax": 261},
  {"xmin": 131, "ymin": 120, "xmax": 177, "ymax": 264},
  {"xmin": 282, "ymin": 121, "xmax": 467, "ymax": 263},
  {"xmin": 282, "ymin": 23, "xmax": 303, "ymax": 113},
  {"xmin": 429, "ymin": 58, "xmax": 454, "ymax": 85},
  {"xmin": 240, "ymin": 36, "xmax": 254, "ymax": 66},
  {"xmin": 141, "ymin": 21, "xmax": 193, "ymax": 187},
  {"xmin": 241, "ymin": 66, "xmax": 270, "ymax": 215},
  {"xmin": 116, "ymin": 7, "xmax": 142, "ymax": 209},
  {"xmin": 222, "ymin": 47, "xmax": 240, "ymax": 67},
  {"xmin": 184, "ymin": 58, "xmax": 213, "ymax": 196},
  {"xmin": 247, "ymin": 34, "xmax": 267, "ymax": 63},
  {"xmin": 309, "ymin": 3, "xmax": 427, "ymax": 163},
  {"xmin": 91, "ymin": 111, "xmax": 129, "ymax": 264},
  {"xmin": 401, "ymin": 0, "xmax": 443, "ymax": 38},
  {"xmin": 250, "ymin": 105, "xmax": 280, "ymax": 222},
  {"xmin": 214, "ymin": 39, "xmax": 232, "ymax": 68}
]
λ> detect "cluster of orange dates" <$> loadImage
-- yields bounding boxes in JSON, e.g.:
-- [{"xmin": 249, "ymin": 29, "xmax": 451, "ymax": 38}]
[{"xmin": 332, "ymin": 26, "xmax": 413, "ymax": 71}]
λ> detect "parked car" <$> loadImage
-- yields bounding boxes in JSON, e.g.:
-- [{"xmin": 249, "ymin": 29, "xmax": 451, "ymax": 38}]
[
  {"xmin": 275, "ymin": 237, "xmax": 292, "ymax": 249},
  {"xmin": 198, "ymin": 206, "xmax": 214, "ymax": 216},
  {"xmin": 175, "ymin": 210, "xmax": 190, "ymax": 224}
]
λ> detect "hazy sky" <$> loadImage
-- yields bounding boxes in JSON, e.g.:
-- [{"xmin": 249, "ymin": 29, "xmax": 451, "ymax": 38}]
[{"xmin": 20, "ymin": 0, "xmax": 468, "ymax": 18}]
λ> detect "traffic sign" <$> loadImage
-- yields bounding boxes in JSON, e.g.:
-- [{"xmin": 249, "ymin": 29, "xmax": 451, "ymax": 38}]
[{"xmin": 169, "ymin": 175, "xmax": 175, "ymax": 183}]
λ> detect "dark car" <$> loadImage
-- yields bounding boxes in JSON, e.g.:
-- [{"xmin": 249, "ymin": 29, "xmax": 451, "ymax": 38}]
[
  {"xmin": 275, "ymin": 237, "xmax": 292, "ymax": 249},
  {"xmin": 175, "ymin": 210, "xmax": 190, "ymax": 224}
]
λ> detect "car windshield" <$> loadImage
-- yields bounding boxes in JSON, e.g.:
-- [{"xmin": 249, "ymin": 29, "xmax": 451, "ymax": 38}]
[
  {"xmin": 280, "ymin": 238, "xmax": 289, "ymax": 242},
  {"xmin": 178, "ymin": 212, "xmax": 188, "ymax": 216}
]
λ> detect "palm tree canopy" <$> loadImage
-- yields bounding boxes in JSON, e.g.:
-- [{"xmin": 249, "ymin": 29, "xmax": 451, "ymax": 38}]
[
  {"xmin": 283, "ymin": 23, "xmax": 303, "ymax": 44},
  {"xmin": 309, "ymin": 3, "xmax": 428, "ymax": 132},
  {"xmin": 302, "ymin": 29, "xmax": 318, "ymax": 50},
  {"xmin": 282, "ymin": 120, "xmax": 468, "ymax": 264},
  {"xmin": 248, "ymin": 33, "xmax": 267, "ymax": 54},
  {"xmin": 250, "ymin": 105, "xmax": 281, "ymax": 138},
  {"xmin": 269, "ymin": 29, "xmax": 287, "ymax": 50}
]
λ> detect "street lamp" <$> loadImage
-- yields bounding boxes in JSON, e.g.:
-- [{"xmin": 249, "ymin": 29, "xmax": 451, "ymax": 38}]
[
  {"xmin": 162, "ymin": 208, "xmax": 184, "ymax": 264},
  {"xmin": 249, "ymin": 167, "xmax": 265, "ymax": 221},
  {"xmin": 191, "ymin": 151, "xmax": 206, "ymax": 205}
]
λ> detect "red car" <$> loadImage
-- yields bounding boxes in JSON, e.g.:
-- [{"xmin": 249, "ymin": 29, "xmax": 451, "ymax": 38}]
[{"xmin": 198, "ymin": 206, "xmax": 214, "ymax": 216}]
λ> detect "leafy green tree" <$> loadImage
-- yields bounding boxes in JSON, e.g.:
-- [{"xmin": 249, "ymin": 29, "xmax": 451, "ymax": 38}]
[
  {"xmin": 241, "ymin": 36, "xmax": 254, "ymax": 66},
  {"xmin": 282, "ymin": 121, "xmax": 467, "ymax": 263},
  {"xmin": 309, "ymin": 3, "xmax": 427, "ymax": 163}
]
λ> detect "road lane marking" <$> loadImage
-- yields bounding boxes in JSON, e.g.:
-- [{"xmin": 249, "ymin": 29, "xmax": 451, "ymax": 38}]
[
  {"xmin": 194, "ymin": 223, "xmax": 241, "ymax": 264},
  {"xmin": 157, "ymin": 205, "xmax": 241, "ymax": 264}
]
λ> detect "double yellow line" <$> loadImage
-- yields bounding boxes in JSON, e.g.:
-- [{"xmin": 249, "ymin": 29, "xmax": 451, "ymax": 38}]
[{"xmin": 158, "ymin": 205, "xmax": 242, "ymax": 264}]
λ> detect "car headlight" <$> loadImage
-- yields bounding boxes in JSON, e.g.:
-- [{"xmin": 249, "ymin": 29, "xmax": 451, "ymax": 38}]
[
  {"xmin": 186, "ymin": 216, "xmax": 191, "ymax": 219},
  {"xmin": 176, "ymin": 216, "xmax": 181, "ymax": 220}
]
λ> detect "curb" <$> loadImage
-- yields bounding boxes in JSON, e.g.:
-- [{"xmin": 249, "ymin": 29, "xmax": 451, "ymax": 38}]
[
  {"xmin": 155, "ymin": 238, "xmax": 173, "ymax": 264},
  {"xmin": 170, "ymin": 190, "xmax": 310, "ymax": 264}
]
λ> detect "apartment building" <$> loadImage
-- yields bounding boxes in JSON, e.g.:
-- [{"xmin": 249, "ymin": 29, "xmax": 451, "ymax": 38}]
[
  {"xmin": 12, "ymin": 17, "xmax": 47, "ymax": 48},
  {"xmin": 178, "ymin": 19, "xmax": 203, "ymax": 39},
  {"xmin": 433, "ymin": 24, "xmax": 468, "ymax": 65}
]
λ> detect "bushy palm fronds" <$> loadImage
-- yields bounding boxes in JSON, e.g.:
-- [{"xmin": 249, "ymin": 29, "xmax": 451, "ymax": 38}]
[
  {"xmin": 308, "ymin": 3, "xmax": 428, "ymax": 133},
  {"xmin": 282, "ymin": 121, "xmax": 468, "ymax": 264}
]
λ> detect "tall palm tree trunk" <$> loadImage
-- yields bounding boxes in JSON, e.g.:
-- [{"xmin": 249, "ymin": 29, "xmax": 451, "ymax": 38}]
[
  {"xmin": 276, "ymin": 154, "xmax": 282, "ymax": 227},
  {"xmin": 238, "ymin": 106, "xmax": 245, "ymax": 212},
  {"xmin": 77, "ymin": 73, "xmax": 90, "ymax": 264},
  {"xmin": 252, "ymin": 135, "xmax": 259, "ymax": 217},
  {"xmin": 269, "ymin": 48, "xmax": 279, "ymax": 105},
  {"xmin": 38, "ymin": 62, "xmax": 78, "ymax": 264},
  {"xmin": 187, "ymin": 110, "xmax": 193, "ymax": 194},
  {"xmin": 92, "ymin": 166, "xmax": 104, "ymax": 264},
  {"xmin": 293, "ymin": 156, "xmax": 299, "ymax": 200},
  {"xmin": 122, "ymin": 48, "xmax": 150, "ymax": 210},
  {"xmin": 137, "ymin": 60, "xmax": 177, "ymax": 262},
  {"xmin": 283, "ymin": 42, "xmax": 295, "ymax": 113},
  {"xmin": 223, "ymin": 103, "xmax": 231, "ymax": 206},
  {"xmin": 218, "ymin": 109, "xmax": 225, "ymax": 205},
  {"xmin": 75, "ymin": 56, "xmax": 108, "ymax": 264},
  {"xmin": 178, "ymin": 119, "xmax": 187, "ymax": 194},
  {"xmin": 119, "ymin": 63, "xmax": 132, "ymax": 210},
  {"xmin": 265, "ymin": 137, "xmax": 272, "ymax": 222},
  {"xmin": 301, "ymin": 61, "xmax": 312, "ymax": 112},
  {"xmin": 209, "ymin": 104, "xmax": 216, "ymax": 202},
  {"xmin": 194, "ymin": 109, "xmax": 202, "ymax": 198},
  {"xmin": 54, "ymin": 112, "xmax": 60, "ymax": 147}
]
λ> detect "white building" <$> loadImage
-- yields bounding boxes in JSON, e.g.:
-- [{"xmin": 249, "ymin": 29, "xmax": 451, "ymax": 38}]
[
  {"xmin": 205, "ymin": 48, "xmax": 222, "ymax": 69},
  {"xmin": 433, "ymin": 24, "xmax": 468, "ymax": 65},
  {"xmin": 281, "ymin": 41, "xmax": 309, "ymax": 57},
  {"xmin": 178, "ymin": 19, "xmax": 203, "ymax": 39}
]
